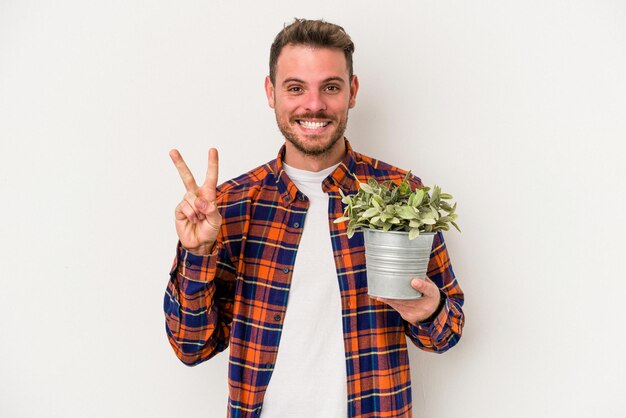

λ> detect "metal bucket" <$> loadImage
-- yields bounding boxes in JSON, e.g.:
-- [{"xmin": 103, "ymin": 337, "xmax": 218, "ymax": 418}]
[{"xmin": 363, "ymin": 229, "xmax": 435, "ymax": 299}]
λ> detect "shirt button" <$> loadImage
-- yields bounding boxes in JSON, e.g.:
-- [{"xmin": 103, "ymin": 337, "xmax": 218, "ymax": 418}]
[
  {"xmin": 274, "ymin": 314, "xmax": 281, "ymax": 321},
  {"xmin": 284, "ymin": 195, "xmax": 291, "ymax": 202},
  {"xmin": 255, "ymin": 407, "xmax": 262, "ymax": 415},
  {"xmin": 282, "ymin": 267, "xmax": 289, "ymax": 274},
  {"xmin": 185, "ymin": 261, "xmax": 191, "ymax": 267},
  {"xmin": 298, "ymin": 194, "xmax": 305, "ymax": 201},
  {"xmin": 265, "ymin": 363, "xmax": 272, "ymax": 369},
  {"xmin": 293, "ymin": 222, "xmax": 300, "ymax": 228}
]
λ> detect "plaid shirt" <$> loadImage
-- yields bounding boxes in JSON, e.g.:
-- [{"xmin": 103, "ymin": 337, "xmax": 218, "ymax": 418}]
[{"xmin": 164, "ymin": 140, "xmax": 464, "ymax": 418}]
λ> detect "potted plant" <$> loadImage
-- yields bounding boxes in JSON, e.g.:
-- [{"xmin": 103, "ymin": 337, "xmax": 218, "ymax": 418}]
[{"xmin": 334, "ymin": 172, "xmax": 460, "ymax": 299}]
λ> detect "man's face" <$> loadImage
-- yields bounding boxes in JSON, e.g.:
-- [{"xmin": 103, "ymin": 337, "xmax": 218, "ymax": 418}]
[{"xmin": 265, "ymin": 44, "xmax": 359, "ymax": 159}]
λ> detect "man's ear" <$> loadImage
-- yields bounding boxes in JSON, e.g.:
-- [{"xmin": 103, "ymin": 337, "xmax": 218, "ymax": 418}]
[
  {"xmin": 265, "ymin": 76, "xmax": 275, "ymax": 109},
  {"xmin": 348, "ymin": 75, "xmax": 359, "ymax": 109}
]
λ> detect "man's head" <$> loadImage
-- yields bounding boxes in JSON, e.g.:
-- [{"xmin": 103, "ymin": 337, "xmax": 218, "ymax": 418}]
[
  {"xmin": 265, "ymin": 19, "xmax": 359, "ymax": 168},
  {"xmin": 269, "ymin": 19, "xmax": 355, "ymax": 86}
]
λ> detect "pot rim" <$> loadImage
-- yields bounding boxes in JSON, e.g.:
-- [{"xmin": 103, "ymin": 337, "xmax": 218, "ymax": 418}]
[{"xmin": 362, "ymin": 228, "xmax": 436, "ymax": 236}]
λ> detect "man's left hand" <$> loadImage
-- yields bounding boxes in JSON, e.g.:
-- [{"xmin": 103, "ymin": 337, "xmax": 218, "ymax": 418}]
[{"xmin": 373, "ymin": 277, "xmax": 443, "ymax": 324}]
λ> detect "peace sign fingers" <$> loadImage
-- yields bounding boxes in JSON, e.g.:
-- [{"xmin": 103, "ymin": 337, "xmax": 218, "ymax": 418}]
[
  {"xmin": 169, "ymin": 149, "xmax": 199, "ymax": 192},
  {"xmin": 169, "ymin": 147, "xmax": 223, "ymax": 255}
]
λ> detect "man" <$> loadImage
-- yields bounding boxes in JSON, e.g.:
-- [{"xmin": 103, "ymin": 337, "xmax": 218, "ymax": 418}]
[{"xmin": 165, "ymin": 19, "xmax": 464, "ymax": 418}]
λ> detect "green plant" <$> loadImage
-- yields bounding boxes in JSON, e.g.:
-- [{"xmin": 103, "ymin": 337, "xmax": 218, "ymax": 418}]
[{"xmin": 334, "ymin": 172, "xmax": 460, "ymax": 240}]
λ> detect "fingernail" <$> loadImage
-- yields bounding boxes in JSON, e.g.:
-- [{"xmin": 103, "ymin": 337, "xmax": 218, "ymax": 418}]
[{"xmin": 197, "ymin": 198, "xmax": 207, "ymax": 210}]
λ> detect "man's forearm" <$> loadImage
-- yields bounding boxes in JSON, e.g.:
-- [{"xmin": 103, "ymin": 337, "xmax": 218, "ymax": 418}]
[{"xmin": 164, "ymin": 243, "xmax": 235, "ymax": 365}]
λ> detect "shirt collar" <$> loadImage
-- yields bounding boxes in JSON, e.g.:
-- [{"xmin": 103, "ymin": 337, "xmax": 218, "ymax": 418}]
[{"xmin": 272, "ymin": 139, "xmax": 358, "ymax": 207}]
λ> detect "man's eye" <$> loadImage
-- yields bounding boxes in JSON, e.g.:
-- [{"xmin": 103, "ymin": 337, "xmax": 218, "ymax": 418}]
[
  {"xmin": 288, "ymin": 86, "xmax": 303, "ymax": 93},
  {"xmin": 325, "ymin": 85, "xmax": 340, "ymax": 92}
]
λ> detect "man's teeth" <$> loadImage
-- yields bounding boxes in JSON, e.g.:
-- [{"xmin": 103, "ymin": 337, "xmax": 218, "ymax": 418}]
[{"xmin": 298, "ymin": 120, "xmax": 329, "ymax": 129}]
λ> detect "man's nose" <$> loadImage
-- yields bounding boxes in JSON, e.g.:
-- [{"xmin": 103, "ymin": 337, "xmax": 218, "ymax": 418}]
[{"xmin": 303, "ymin": 91, "xmax": 326, "ymax": 113}]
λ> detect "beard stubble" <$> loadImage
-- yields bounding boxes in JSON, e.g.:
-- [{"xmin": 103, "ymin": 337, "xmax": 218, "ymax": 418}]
[{"xmin": 276, "ymin": 111, "xmax": 349, "ymax": 157}]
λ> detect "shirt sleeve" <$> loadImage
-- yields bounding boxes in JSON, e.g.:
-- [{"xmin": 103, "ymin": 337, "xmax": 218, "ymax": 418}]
[
  {"xmin": 163, "ymin": 240, "xmax": 237, "ymax": 365},
  {"xmin": 404, "ymin": 231, "xmax": 465, "ymax": 353}
]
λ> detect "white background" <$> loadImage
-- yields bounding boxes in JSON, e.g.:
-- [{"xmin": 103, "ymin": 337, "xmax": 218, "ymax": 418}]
[{"xmin": 1, "ymin": 1, "xmax": 625, "ymax": 417}]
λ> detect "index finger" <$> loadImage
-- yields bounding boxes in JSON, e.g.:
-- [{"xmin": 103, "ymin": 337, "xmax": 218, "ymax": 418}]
[
  {"xmin": 169, "ymin": 149, "xmax": 199, "ymax": 192},
  {"xmin": 201, "ymin": 148, "xmax": 219, "ymax": 200}
]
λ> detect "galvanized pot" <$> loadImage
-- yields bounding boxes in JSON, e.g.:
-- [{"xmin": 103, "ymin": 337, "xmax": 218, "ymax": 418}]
[{"xmin": 362, "ymin": 229, "xmax": 435, "ymax": 299}]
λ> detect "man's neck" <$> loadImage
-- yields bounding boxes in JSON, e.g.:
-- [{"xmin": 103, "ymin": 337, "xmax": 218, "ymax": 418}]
[{"xmin": 283, "ymin": 139, "xmax": 346, "ymax": 172}]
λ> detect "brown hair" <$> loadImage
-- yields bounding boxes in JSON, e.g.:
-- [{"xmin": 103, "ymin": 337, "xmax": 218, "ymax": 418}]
[{"xmin": 269, "ymin": 18, "xmax": 355, "ymax": 84}]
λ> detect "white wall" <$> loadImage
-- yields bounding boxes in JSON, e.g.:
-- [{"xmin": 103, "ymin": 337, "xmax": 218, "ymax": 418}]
[{"xmin": 1, "ymin": 1, "xmax": 625, "ymax": 417}]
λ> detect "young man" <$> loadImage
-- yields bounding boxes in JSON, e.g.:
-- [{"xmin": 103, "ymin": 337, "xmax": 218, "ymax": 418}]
[{"xmin": 165, "ymin": 19, "xmax": 464, "ymax": 418}]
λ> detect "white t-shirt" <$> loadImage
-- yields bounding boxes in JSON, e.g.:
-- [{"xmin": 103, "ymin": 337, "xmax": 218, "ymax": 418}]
[{"xmin": 260, "ymin": 162, "xmax": 348, "ymax": 418}]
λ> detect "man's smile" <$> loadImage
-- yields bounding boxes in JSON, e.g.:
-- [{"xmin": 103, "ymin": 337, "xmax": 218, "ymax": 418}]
[
  {"xmin": 296, "ymin": 120, "xmax": 331, "ymax": 129},
  {"xmin": 293, "ymin": 118, "xmax": 332, "ymax": 135}
]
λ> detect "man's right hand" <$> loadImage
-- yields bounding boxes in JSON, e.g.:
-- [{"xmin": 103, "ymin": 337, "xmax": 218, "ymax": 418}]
[{"xmin": 169, "ymin": 148, "xmax": 222, "ymax": 255}]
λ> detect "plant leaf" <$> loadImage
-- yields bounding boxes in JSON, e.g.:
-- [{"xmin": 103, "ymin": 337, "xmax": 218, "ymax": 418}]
[
  {"xmin": 334, "ymin": 216, "xmax": 350, "ymax": 224},
  {"xmin": 419, "ymin": 207, "xmax": 435, "ymax": 220},
  {"xmin": 396, "ymin": 205, "xmax": 418, "ymax": 220},
  {"xmin": 414, "ymin": 189, "xmax": 425, "ymax": 207},
  {"xmin": 359, "ymin": 182, "xmax": 374, "ymax": 194},
  {"xmin": 409, "ymin": 219, "xmax": 422, "ymax": 228},
  {"xmin": 431, "ymin": 185, "xmax": 441, "ymax": 202},
  {"xmin": 361, "ymin": 207, "xmax": 379, "ymax": 218},
  {"xmin": 368, "ymin": 177, "xmax": 379, "ymax": 188}
]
